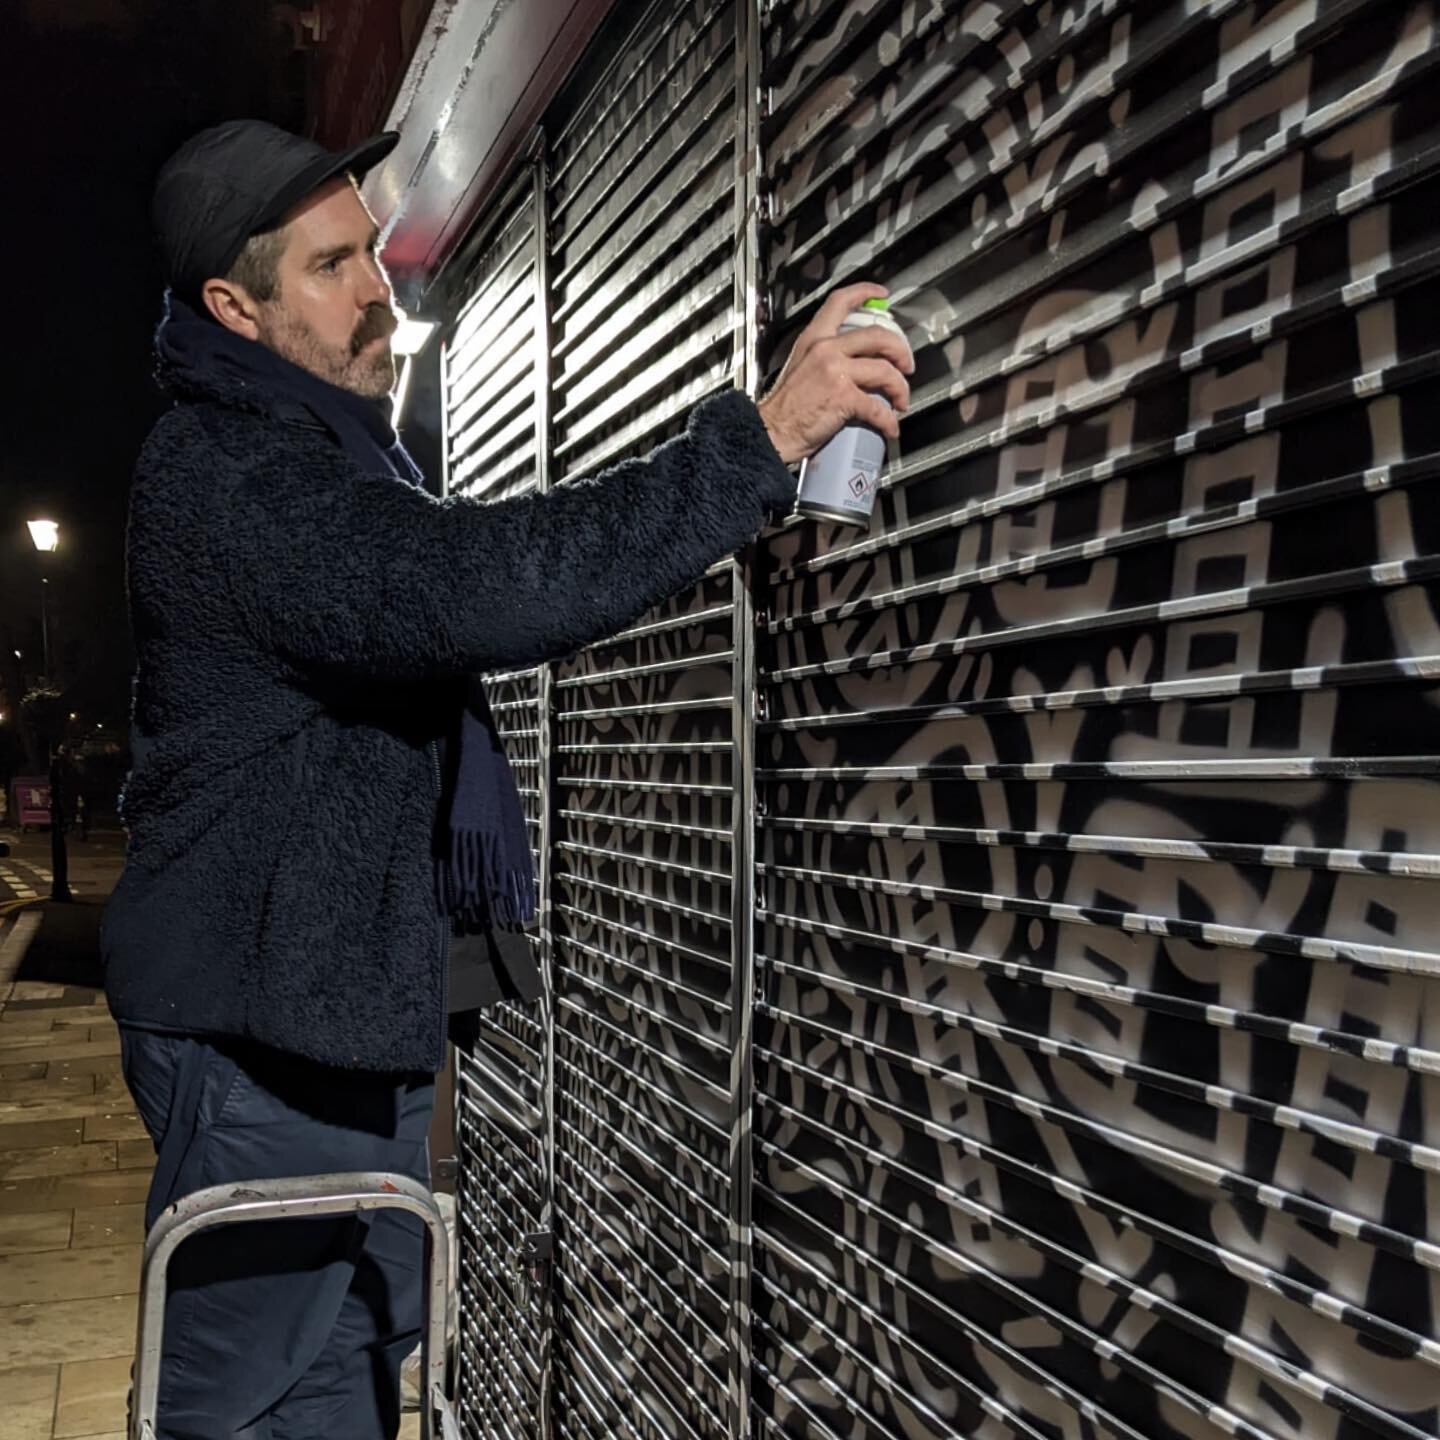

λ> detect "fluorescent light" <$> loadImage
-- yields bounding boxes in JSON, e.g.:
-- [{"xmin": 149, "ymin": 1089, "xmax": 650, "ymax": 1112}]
[
  {"xmin": 391, "ymin": 316, "xmax": 436, "ymax": 357},
  {"xmin": 392, "ymin": 355, "xmax": 415, "ymax": 428},
  {"xmin": 27, "ymin": 519, "xmax": 59, "ymax": 552}
]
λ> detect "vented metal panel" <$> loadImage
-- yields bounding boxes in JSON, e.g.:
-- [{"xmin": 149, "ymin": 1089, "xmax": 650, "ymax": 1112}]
[
  {"xmin": 752, "ymin": 4, "xmax": 1440, "ymax": 1440},
  {"xmin": 443, "ymin": 170, "xmax": 552, "ymax": 1440},
  {"xmin": 543, "ymin": 2, "xmax": 745, "ymax": 1437},
  {"xmin": 447, "ymin": 172, "xmax": 544, "ymax": 506}
]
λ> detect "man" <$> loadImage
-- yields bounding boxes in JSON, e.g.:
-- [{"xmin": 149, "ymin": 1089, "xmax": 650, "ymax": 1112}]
[{"xmin": 103, "ymin": 119, "xmax": 911, "ymax": 1439}]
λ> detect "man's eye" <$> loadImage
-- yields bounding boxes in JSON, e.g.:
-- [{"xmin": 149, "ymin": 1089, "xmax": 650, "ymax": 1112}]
[{"xmin": 321, "ymin": 256, "xmax": 342, "ymax": 273}]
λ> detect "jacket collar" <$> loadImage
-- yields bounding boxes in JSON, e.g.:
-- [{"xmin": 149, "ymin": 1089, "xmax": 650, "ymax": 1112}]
[{"xmin": 152, "ymin": 291, "xmax": 398, "ymax": 452}]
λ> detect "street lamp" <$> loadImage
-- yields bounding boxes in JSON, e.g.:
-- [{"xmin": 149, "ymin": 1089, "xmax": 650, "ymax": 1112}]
[
  {"xmin": 25, "ymin": 517, "xmax": 70, "ymax": 902},
  {"xmin": 27, "ymin": 519, "xmax": 58, "ymax": 678}
]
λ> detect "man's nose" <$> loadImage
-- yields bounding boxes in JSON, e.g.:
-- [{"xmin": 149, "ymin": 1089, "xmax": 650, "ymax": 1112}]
[{"xmin": 357, "ymin": 254, "xmax": 391, "ymax": 307}]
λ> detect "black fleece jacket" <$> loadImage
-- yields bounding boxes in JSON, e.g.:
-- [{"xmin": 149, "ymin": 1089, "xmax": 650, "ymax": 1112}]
[{"xmin": 101, "ymin": 357, "xmax": 795, "ymax": 1073}]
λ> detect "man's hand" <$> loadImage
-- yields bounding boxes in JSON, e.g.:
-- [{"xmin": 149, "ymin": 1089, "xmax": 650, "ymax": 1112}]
[{"xmin": 757, "ymin": 282, "xmax": 914, "ymax": 466}]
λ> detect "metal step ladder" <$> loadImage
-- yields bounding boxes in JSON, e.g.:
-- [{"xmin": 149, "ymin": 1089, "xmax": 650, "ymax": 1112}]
[{"xmin": 130, "ymin": 1172, "xmax": 458, "ymax": 1440}]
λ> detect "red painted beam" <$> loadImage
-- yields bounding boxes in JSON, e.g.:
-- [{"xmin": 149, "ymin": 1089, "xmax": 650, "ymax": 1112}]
[{"xmin": 361, "ymin": 0, "xmax": 616, "ymax": 296}]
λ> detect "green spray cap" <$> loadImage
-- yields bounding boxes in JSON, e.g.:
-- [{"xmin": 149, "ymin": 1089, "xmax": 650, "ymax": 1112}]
[{"xmin": 862, "ymin": 297, "xmax": 890, "ymax": 311}]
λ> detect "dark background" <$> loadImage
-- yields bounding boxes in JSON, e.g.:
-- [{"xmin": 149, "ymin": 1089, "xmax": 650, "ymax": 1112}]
[{"xmin": 1, "ymin": 0, "xmax": 303, "ymax": 788}]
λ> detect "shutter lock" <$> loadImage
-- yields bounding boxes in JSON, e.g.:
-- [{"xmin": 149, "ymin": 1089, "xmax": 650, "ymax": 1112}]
[{"xmin": 513, "ymin": 1229, "xmax": 554, "ymax": 1305}]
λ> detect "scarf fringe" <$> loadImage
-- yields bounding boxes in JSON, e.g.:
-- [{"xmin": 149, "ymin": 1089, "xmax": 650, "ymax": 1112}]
[
  {"xmin": 435, "ymin": 674, "xmax": 536, "ymax": 932},
  {"xmin": 440, "ymin": 825, "xmax": 536, "ymax": 929}
]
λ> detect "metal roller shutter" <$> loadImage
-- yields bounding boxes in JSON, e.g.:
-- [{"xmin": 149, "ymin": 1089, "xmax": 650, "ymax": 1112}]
[
  {"xmin": 543, "ymin": 3, "xmax": 752, "ymax": 1439},
  {"xmin": 442, "ymin": 165, "xmax": 553, "ymax": 1440},
  {"xmin": 752, "ymin": 3, "xmax": 1440, "ymax": 1440},
  {"xmin": 435, "ymin": 1, "xmax": 1440, "ymax": 1437}
]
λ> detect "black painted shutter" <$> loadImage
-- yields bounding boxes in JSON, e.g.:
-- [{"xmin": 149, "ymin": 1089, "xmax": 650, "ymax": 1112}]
[{"xmin": 752, "ymin": 3, "xmax": 1440, "ymax": 1439}]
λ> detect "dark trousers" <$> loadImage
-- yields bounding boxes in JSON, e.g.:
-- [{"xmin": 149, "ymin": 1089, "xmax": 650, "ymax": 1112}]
[{"xmin": 120, "ymin": 1025, "xmax": 435, "ymax": 1440}]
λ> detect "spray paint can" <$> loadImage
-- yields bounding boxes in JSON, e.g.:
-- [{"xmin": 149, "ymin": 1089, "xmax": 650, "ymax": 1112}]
[{"xmin": 794, "ymin": 298, "xmax": 910, "ymax": 529}]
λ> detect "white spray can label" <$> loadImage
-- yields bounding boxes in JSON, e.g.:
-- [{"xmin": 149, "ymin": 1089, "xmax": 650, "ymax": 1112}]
[{"xmin": 794, "ymin": 298, "xmax": 909, "ymax": 529}]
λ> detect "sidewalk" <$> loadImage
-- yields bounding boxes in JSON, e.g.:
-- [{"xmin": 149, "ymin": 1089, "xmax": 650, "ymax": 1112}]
[
  {"xmin": 0, "ymin": 836, "xmax": 424, "ymax": 1440},
  {"xmin": 0, "ymin": 833, "xmax": 146, "ymax": 1440}
]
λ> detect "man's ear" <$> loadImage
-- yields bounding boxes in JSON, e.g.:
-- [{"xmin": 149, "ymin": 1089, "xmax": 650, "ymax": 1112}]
[{"xmin": 199, "ymin": 279, "xmax": 263, "ymax": 340}]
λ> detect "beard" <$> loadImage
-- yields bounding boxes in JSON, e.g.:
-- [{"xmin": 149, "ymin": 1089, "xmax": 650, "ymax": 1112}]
[{"xmin": 259, "ymin": 301, "xmax": 398, "ymax": 399}]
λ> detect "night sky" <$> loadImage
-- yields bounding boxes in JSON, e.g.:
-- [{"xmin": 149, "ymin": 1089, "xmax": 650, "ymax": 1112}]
[{"xmin": 2, "ymin": 0, "xmax": 303, "ymax": 756}]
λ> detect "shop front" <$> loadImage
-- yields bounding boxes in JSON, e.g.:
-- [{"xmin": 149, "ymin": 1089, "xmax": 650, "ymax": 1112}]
[{"xmin": 370, "ymin": 3, "xmax": 1440, "ymax": 1437}]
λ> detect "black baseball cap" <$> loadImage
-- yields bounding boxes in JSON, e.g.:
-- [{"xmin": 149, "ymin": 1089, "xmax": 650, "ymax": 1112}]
[{"xmin": 153, "ymin": 119, "xmax": 399, "ymax": 308}]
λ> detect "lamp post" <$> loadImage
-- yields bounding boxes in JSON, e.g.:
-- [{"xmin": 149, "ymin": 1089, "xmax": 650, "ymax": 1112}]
[
  {"xmin": 26, "ymin": 518, "xmax": 71, "ymax": 903},
  {"xmin": 27, "ymin": 520, "xmax": 58, "ymax": 674}
]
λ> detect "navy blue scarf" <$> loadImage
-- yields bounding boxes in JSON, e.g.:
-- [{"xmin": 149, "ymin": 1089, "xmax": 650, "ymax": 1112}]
[{"xmin": 155, "ymin": 295, "xmax": 537, "ymax": 930}]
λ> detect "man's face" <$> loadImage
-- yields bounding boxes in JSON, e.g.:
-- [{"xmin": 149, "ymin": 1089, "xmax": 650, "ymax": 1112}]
[{"xmin": 254, "ymin": 178, "xmax": 397, "ymax": 399}]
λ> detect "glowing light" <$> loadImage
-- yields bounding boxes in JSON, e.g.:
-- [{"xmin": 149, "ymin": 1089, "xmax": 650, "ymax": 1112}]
[
  {"xmin": 27, "ymin": 519, "xmax": 59, "ymax": 552},
  {"xmin": 391, "ymin": 316, "xmax": 436, "ymax": 357}
]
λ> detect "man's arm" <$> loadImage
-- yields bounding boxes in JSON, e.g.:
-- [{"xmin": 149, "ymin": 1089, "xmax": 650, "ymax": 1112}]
[
  {"xmin": 222, "ymin": 282, "xmax": 913, "ymax": 683},
  {"xmin": 223, "ymin": 390, "xmax": 791, "ymax": 682}
]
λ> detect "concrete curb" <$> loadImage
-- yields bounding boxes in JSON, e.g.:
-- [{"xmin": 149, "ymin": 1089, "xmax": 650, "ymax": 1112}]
[{"xmin": 0, "ymin": 908, "xmax": 44, "ymax": 1001}]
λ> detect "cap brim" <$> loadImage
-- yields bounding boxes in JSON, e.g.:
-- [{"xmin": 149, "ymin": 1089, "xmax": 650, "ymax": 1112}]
[{"xmin": 253, "ymin": 131, "xmax": 400, "ymax": 233}]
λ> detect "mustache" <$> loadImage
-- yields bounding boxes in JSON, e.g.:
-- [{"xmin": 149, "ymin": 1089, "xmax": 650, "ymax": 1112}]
[{"xmin": 351, "ymin": 305, "xmax": 398, "ymax": 356}]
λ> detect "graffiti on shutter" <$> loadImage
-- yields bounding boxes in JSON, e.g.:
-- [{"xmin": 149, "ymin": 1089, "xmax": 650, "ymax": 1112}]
[
  {"xmin": 439, "ymin": 1, "xmax": 1440, "ymax": 1437},
  {"xmin": 753, "ymin": 2, "xmax": 1440, "ymax": 1438}
]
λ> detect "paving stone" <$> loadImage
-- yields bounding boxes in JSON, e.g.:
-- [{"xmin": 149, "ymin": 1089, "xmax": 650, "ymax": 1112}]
[
  {"xmin": 7, "ymin": 982, "xmax": 68, "ymax": 1001},
  {"xmin": 0, "ymin": 1033, "xmax": 121, "ymax": 1062},
  {"xmin": 0, "ymin": 1360, "xmax": 59, "ymax": 1439},
  {"xmin": 0, "ymin": 1293, "xmax": 136, "ymax": 1367},
  {"xmin": 0, "ymin": 1060, "xmax": 48, "ymax": 1080},
  {"xmin": 0, "ymin": 1209, "xmax": 71, "ymax": 1255},
  {"xmin": 52, "ymin": 1054, "xmax": 125, "ymax": 1080},
  {"xmin": 55, "ymin": 1355, "xmax": 134, "ymax": 1439},
  {"xmin": 0, "ymin": 1242, "xmax": 142, "ymax": 1305},
  {"xmin": 0, "ymin": 1021, "xmax": 61, "ymax": 1044},
  {"xmin": 0, "ymin": 1142, "xmax": 116, "ymax": 1181},
  {"xmin": 10, "ymin": 988, "xmax": 103, "ymax": 1010},
  {"xmin": 91, "ymin": 1073, "xmax": 133, "ymax": 1100},
  {"xmin": 115, "ymin": 1140, "xmax": 154, "ymax": 1171},
  {"xmin": 1, "ymin": 1005, "xmax": 111, "ymax": 1031},
  {"xmin": 71, "ymin": 1204, "xmax": 145, "ymax": 1250},
  {"xmin": 0, "ymin": 1032, "xmax": 98, "ymax": 1057},
  {"xmin": 0, "ymin": 1093, "xmax": 145, "ymax": 1127},
  {"xmin": 0, "ymin": 1072, "xmax": 96, "ymax": 1103},
  {"xmin": 0, "ymin": 1118, "xmax": 86, "ymax": 1150},
  {"xmin": 82, "ymin": 1113, "xmax": 148, "ymax": 1143},
  {"xmin": 53, "ymin": 1011, "xmax": 114, "ymax": 1029},
  {"xmin": 0, "ymin": 1168, "xmax": 152, "ymax": 1215}
]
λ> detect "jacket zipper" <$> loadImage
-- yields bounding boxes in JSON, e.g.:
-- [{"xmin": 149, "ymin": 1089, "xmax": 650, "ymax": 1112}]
[{"xmin": 430, "ymin": 739, "xmax": 451, "ymax": 1067}]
